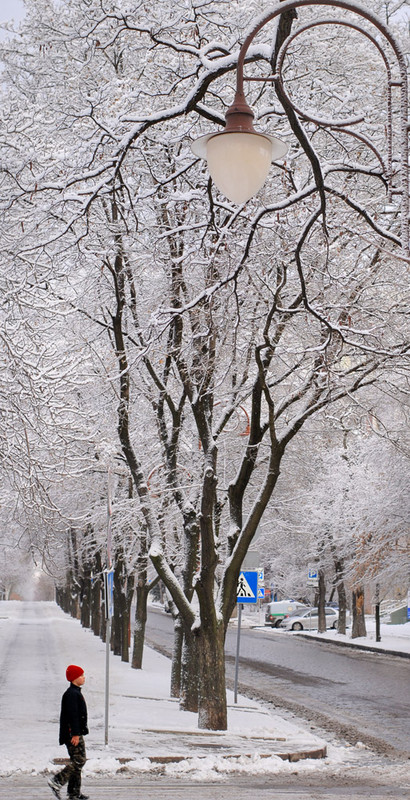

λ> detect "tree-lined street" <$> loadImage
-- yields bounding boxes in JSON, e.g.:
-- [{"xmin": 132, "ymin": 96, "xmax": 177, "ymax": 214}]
[
  {"xmin": 0, "ymin": 2, "xmax": 409, "ymax": 788},
  {"xmin": 1, "ymin": 603, "xmax": 409, "ymax": 800}
]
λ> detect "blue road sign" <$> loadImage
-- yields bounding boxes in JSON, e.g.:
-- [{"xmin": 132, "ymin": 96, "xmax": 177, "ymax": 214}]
[
  {"xmin": 104, "ymin": 568, "xmax": 114, "ymax": 619},
  {"xmin": 237, "ymin": 570, "xmax": 258, "ymax": 604}
]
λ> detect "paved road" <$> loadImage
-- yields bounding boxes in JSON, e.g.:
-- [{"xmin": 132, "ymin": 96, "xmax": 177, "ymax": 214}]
[
  {"xmin": 145, "ymin": 608, "xmax": 410, "ymax": 758},
  {"xmin": 5, "ymin": 772, "xmax": 410, "ymax": 800},
  {"xmin": 0, "ymin": 602, "xmax": 63, "ymax": 738}
]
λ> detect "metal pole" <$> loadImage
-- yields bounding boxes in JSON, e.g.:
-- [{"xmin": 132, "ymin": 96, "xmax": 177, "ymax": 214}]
[
  {"xmin": 375, "ymin": 583, "xmax": 381, "ymax": 643},
  {"xmin": 104, "ymin": 617, "xmax": 111, "ymax": 745},
  {"xmin": 107, "ymin": 466, "xmax": 113, "ymax": 569},
  {"xmin": 234, "ymin": 603, "xmax": 242, "ymax": 704},
  {"xmin": 104, "ymin": 467, "xmax": 113, "ymax": 746}
]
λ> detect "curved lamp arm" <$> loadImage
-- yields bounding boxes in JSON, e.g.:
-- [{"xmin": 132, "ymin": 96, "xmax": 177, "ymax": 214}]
[{"xmin": 191, "ymin": 0, "xmax": 409, "ymax": 254}]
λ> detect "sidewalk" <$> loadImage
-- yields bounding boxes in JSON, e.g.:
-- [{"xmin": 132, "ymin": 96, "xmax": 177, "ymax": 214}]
[
  {"xmin": 54, "ymin": 645, "xmax": 327, "ymax": 769},
  {"xmin": 0, "ymin": 602, "xmax": 326, "ymax": 780}
]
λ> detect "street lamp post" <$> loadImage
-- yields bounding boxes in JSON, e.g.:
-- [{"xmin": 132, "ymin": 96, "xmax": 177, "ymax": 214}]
[{"xmin": 191, "ymin": 0, "xmax": 409, "ymax": 255}]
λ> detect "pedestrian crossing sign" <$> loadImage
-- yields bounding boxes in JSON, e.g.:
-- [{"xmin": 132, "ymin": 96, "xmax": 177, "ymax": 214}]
[{"xmin": 237, "ymin": 570, "xmax": 258, "ymax": 604}]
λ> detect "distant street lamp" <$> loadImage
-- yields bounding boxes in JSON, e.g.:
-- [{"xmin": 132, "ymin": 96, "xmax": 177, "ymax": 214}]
[{"xmin": 191, "ymin": 0, "xmax": 409, "ymax": 254}]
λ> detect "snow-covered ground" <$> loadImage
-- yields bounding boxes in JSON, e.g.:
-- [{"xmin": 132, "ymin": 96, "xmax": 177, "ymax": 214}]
[
  {"xmin": 0, "ymin": 601, "xmax": 409, "ymax": 786},
  {"xmin": 288, "ymin": 618, "xmax": 410, "ymax": 653}
]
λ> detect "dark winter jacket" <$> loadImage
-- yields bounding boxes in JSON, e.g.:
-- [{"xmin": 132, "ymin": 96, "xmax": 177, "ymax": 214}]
[{"xmin": 59, "ymin": 683, "xmax": 89, "ymax": 745}]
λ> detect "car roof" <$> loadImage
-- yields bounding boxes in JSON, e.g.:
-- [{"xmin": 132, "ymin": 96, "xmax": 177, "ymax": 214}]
[
  {"xmin": 289, "ymin": 606, "xmax": 337, "ymax": 617},
  {"xmin": 288, "ymin": 608, "xmax": 312, "ymax": 617}
]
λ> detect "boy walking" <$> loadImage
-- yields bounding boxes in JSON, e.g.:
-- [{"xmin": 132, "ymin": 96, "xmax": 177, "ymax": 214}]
[{"xmin": 48, "ymin": 664, "xmax": 89, "ymax": 800}]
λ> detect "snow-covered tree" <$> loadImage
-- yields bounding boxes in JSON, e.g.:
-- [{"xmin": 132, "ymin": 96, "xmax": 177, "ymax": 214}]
[{"xmin": 0, "ymin": 0, "xmax": 408, "ymax": 729}]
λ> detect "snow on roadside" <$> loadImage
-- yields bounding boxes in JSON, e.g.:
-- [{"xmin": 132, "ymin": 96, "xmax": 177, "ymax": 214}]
[
  {"xmin": 297, "ymin": 619, "xmax": 410, "ymax": 654},
  {"xmin": 238, "ymin": 607, "xmax": 410, "ymax": 655}
]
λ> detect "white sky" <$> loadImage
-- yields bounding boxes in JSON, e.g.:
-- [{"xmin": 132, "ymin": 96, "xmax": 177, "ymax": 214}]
[
  {"xmin": 0, "ymin": 0, "xmax": 408, "ymax": 38},
  {"xmin": 0, "ymin": 0, "xmax": 25, "ymax": 38},
  {"xmin": 0, "ymin": 0, "xmax": 25, "ymax": 21}
]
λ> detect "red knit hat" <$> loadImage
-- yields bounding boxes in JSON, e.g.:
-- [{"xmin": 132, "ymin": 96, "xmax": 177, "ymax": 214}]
[{"xmin": 66, "ymin": 664, "xmax": 84, "ymax": 682}]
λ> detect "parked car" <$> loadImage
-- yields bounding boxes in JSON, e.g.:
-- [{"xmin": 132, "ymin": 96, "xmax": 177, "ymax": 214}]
[
  {"xmin": 279, "ymin": 606, "xmax": 349, "ymax": 631},
  {"xmin": 265, "ymin": 600, "xmax": 309, "ymax": 628}
]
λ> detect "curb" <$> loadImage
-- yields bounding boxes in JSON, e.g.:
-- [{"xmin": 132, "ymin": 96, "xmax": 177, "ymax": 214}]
[
  {"xmin": 53, "ymin": 745, "xmax": 327, "ymax": 766},
  {"xmin": 251, "ymin": 624, "xmax": 410, "ymax": 659},
  {"xmin": 296, "ymin": 633, "xmax": 410, "ymax": 659}
]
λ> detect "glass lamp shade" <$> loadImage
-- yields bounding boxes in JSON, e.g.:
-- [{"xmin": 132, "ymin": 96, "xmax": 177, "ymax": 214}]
[{"xmin": 192, "ymin": 130, "xmax": 288, "ymax": 204}]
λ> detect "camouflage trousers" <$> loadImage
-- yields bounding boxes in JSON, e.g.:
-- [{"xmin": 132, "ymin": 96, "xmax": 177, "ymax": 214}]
[{"xmin": 54, "ymin": 736, "xmax": 87, "ymax": 797}]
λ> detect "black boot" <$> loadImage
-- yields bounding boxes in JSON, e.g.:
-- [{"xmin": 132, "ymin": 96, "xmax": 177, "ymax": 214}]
[
  {"xmin": 69, "ymin": 794, "xmax": 89, "ymax": 800},
  {"xmin": 47, "ymin": 778, "xmax": 61, "ymax": 800}
]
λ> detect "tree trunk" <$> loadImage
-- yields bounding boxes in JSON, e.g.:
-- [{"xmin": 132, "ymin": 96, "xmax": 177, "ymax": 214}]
[
  {"xmin": 69, "ymin": 529, "xmax": 80, "ymax": 619},
  {"xmin": 132, "ymin": 581, "xmax": 149, "ymax": 669},
  {"xmin": 112, "ymin": 560, "xmax": 123, "ymax": 656},
  {"xmin": 91, "ymin": 559, "xmax": 102, "ymax": 637},
  {"xmin": 180, "ymin": 625, "xmax": 199, "ymax": 712},
  {"xmin": 121, "ymin": 574, "xmax": 135, "ymax": 663},
  {"xmin": 100, "ymin": 608, "xmax": 107, "ymax": 643},
  {"xmin": 179, "ymin": 509, "xmax": 200, "ymax": 710},
  {"xmin": 121, "ymin": 605, "xmax": 130, "ymax": 662},
  {"xmin": 317, "ymin": 569, "xmax": 326, "ymax": 632},
  {"xmin": 197, "ymin": 620, "xmax": 226, "ymax": 730},
  {"xmin": 57, "ymin": 581, "xmax": 70, "ymax": 614},
  {"xmin": 170, "ymin": 617, "xmax": 183, "ymax": 698},
  {"xmin": 351, "ymin": 586, "xmax": 366, "ymax": 638},
  {"xmin": 334, "ymin": 557, "xmax": 347, "ymax": 634},
  {"xmin": 70, "ymin": 582, "xmax": 80, "ymax": 619},
  {"xmin": 80, "ymin": 570, "xmax": 91, "ymax": 629}
]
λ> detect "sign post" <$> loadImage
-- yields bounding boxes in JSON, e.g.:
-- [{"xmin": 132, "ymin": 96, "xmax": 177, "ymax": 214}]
[
  {"xmin": 307, "ymin": 567, "xmax": 319, "ymax": 587},
  {"xmin": 103, "ymin": 567, "xmax": 113, "ymax": 746},
  {"xmin": 104, "ymin": 467, "xmax": 114, "ymax": 746},
  {"xmin": 234, "ymin": 602, "xmax": 242, "ymax": 704},
  {"xmin": 234, "ymin": 570, "xmax": 258, "ymax": 703}
]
